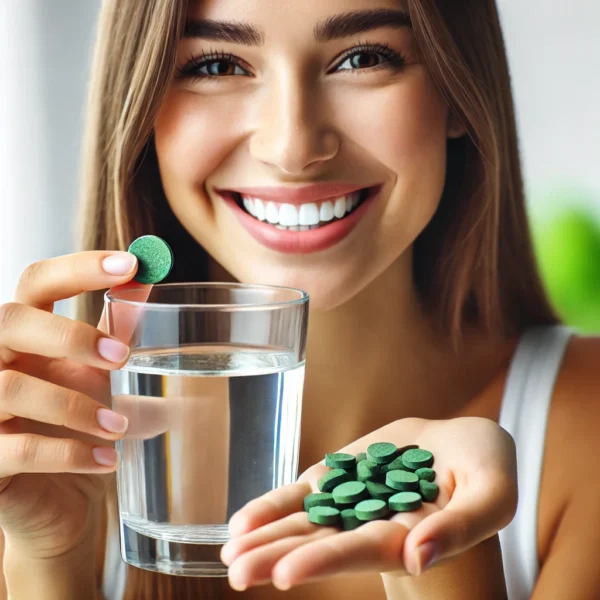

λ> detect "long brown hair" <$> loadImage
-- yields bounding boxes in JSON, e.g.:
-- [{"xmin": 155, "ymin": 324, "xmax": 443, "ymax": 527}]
[{"xmin": 78, "ymin": 0, "xmax": 556, "ymax": 597}]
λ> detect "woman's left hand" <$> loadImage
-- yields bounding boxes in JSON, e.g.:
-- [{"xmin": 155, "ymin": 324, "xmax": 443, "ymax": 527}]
[{"xmin": 220, "ymin": 417, "xmax": 517, "ymax": 591}]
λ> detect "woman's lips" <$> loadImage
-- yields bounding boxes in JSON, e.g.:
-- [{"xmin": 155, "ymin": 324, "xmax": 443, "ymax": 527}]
[{"xmin": 219, "ymin": 186, "xmax": 380, "ymax": 254}]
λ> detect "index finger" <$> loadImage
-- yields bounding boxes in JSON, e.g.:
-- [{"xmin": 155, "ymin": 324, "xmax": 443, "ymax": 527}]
[
  {"xmin": 14, "ymin": 251, "xmax": 138, "ymax": 311},
  {"xmin": 228, "ymin": 481, "xmax": 315, "ymax": 537}
]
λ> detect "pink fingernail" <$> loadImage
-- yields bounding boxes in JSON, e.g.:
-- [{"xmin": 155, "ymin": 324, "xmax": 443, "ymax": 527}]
[
  {"xmin": 97, "ymin": 408, "xmax": 128, "ymax": 433},
  {"xmin": 416, "ymin": 541, "xmax": 439, "ymax": 574},
  {"xmin": 92, "ymin": 446, "xmax": 118, "ymax": 467},
  {"xmin": 102, "ymin": 253, "xmax": 137, "ymax": 276},
  {"xmin": 97, "ymin": 338, "xmax": 129, "ymax": 363}
]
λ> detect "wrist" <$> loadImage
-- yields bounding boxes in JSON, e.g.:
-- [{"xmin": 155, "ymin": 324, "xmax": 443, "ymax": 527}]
[{"xmin": 3, "ymin": 536, "xmax": 99, "ymax": 600}]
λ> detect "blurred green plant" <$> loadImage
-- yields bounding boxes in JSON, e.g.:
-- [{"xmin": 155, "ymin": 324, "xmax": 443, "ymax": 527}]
[{"xmin": 530, "ymin": 195, "xmax": 600, "ymax": 333}]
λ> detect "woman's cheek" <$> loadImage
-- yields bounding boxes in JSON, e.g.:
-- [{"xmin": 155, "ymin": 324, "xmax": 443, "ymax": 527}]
[{"xmin": 155, "ymin": 90, "xmax": 244, "ymax": 196}]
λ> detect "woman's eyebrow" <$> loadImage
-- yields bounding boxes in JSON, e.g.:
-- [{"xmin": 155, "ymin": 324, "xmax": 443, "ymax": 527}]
[
  {"xmin": 183, "ymin": 9, "xmax": 411, "ymax": 46},
  {"xmin": 315, "ymin": 9, "xmax": 412, "ymax": 42}
]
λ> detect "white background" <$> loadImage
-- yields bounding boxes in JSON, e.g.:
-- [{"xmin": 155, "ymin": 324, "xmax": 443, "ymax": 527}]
[{"xmin": 1, "ymin": 0, "xmax": 599, "ymax": 312}]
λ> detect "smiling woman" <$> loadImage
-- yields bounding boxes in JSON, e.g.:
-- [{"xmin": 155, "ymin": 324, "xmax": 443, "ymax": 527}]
[
  {"xmin": 89, "ymin": 0, "xmax": 554, "ymax": 598},
  {"xmin": 1, "ymin": 0, "xmax": 599, "ymax": 599}
]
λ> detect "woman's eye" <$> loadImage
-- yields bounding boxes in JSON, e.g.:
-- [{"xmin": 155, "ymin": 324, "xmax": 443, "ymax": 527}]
[
  {"xmin": 198, "ymin": 60, "xmax": 247, "ymax": 77},
  {"xmin": 176, "ymin": 54, "xmax": 250, "ymax": 81},
  {"xmin": 337, "ymin": 52, "xmax": 383, "ymax": 71},
  {"xmin": 333, "ymin": 46, "xmax": 405, "ymax": 73}
]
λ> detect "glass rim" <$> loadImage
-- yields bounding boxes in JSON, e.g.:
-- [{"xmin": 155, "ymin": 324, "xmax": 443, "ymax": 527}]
[{"xmin": 104, "ymin": 281, "xmax": 309, "ymax": 310}]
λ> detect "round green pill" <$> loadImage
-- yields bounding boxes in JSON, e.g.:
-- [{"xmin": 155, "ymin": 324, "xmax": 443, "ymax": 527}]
[
  {"xmin": 304, "ymin": 492, "xmax": 335, "ymax": 512},
  {"xmin": 380, "ymin": 455, "xmax": 406, "ymax": 474},
  {"xmin": 365, "ymin": 480, "xmax": 395, "ymax": 500},
  {"xmin": 341, "ymin": 508, "xmax": 362, "ymax": 531},
  {"xmin": 356, "ymin": 452, "xmax": 367, "ymax": 463},
  {"xmin": 419, "ymin": 480, "xmax": 439, "ymax": 502},
  {"xmin": 308, "ymin": 506, "xmax": 341, "ymax": 526},
  {"xmin": 332, "ymin": 481, "xmax": 367, "ymax": 504},
  {"xmin": 318, "ymin": 468, "xmax": 351, "ymax": 493},
  {"xmin": 367, "ymin": 442, "xmax": 398, "ymax": 465},
  {"xmin": 402, "ymin": 449, "xmax": 434, "ymax": 471},
  {"xmin": 386, "ymin": 469, "xmax": 419, "ymax": 491},
  {"xmin": 325, "ymin": 452, "xmax": 356, "ymax": 470},
  {"xmin": 357, "ymin": 459, "xmax": 382, "ymax": 482},
  {"xmin": 415, "ymin": 468, "xmax": 436, "ymax": 482},
  {"xmin": 127, "ymin": 235, "xmax": 174, "ymax": 284},
  {"xmin": 355, "ymin": 499, "xmax": 389, "ymax": 521},
  {"xmin": 389, "ymin": 491, "xmax": 423, "ymax": 512}
]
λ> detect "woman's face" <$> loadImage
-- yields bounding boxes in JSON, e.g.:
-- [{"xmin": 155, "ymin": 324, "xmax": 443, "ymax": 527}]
[{"xmin": 155, "ymin": 0, "xmax": 460, "ymax": 310}]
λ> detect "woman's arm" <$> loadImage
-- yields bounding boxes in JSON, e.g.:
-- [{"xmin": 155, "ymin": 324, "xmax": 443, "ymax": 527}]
[{"xmin": 381, "ymin": 536, "xmax": 507, "ymax": 600}]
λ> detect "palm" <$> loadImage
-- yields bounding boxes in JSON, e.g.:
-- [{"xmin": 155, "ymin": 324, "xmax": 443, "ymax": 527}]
[{"xmin": 221, "ymin": 417, "xmax": 517, "ymax": 590}]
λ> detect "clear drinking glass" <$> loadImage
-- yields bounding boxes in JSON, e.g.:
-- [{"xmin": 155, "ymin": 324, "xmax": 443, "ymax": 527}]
[{"xmin": 105, "ymin": 283, "xmax": 309, "ymax": 577}]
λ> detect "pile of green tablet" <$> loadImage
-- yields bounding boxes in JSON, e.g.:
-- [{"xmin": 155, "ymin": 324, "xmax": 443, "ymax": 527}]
[{"xmin": 305, "ymin": 442, "xmax": 439, "ymax": 530}]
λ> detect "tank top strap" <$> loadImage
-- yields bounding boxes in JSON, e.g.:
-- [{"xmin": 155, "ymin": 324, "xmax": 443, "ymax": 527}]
[{"xmin": 498, "ymin": 325, "xmax": 574, "ymax": 599}]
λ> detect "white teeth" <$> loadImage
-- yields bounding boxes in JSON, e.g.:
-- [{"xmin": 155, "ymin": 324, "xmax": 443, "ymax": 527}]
[
  {"xmin": 319, "ymin": 201, "xmax": 334, "ymax": 222},
  {"xmin": 266, "ymin": 202, "xmax": 279, "ymax": 224},
  {"xmin": 254, "ymin": 198, "xmax": 266, "ymax": 221},
  {"xmin": 240, "ymin": 190, "xmax": 364, "ymax": 228},
  {"xmin": 299, "ymin": 203, "xmax": 320, "ymax": 226},
  {"xmin": 243, "ymin": 198, "xmax": 254, "ymax": 216},
  {"xmin": 334, "ymin": 196, "xmax": 346, "ymax": 219},
  {"xmin": 279, "ymin": 204, "xmax": 299, "ymax": 226}
]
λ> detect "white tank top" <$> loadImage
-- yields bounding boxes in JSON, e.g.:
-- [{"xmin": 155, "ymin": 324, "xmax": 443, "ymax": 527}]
[
  {"xmin": 102, "ymin": 325, "xmax": 573, "ymax": 600},
  {"xmin": 498, "ymin": 325, "xmax": 573, "ymax": 599}
]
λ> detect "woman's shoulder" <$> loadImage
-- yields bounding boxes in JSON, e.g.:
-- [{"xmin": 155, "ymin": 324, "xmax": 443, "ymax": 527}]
[
  {"xmin": 536, "ymin": 333, "xmax": 600, "ymax": 593},
  {"xmin": 549, "ymin": 333, "xmax": 600, "ymax": 442}
]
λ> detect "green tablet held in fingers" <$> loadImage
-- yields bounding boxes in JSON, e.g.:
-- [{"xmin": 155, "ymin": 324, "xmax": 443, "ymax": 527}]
[
  {"xmin": 389, "ymin": 491, "xmax": 423, "ymax": 512},
  {"xmin": 402, "ymin": 448, "xmax": 434, "ymax": 471},
  {"xmin": 308, "ymin": 506, "xmax": 341, "ymax": 526},
  {"xmin": 355, "ymin": 498, "xmax": 390, "ymax": 521},
  {"xmin": 366, "ymin": 442, "xmax": 398, "ymax": 465},
  {"xmin": 127, "ymin": 235, "xmax": 174, "ymax": 284},
  {"xmin": 304, "ymin": 492, "xmax": 335, "ymax": 512}
]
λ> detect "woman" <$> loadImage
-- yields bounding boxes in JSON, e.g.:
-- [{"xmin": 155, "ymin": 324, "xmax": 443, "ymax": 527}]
[{"xmin": 0, "ymin": 0, "xmax": 599, "ymax": 598}]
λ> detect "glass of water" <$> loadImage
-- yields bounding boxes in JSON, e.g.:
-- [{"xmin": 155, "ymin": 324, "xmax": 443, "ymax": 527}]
[{"xmin": 105, "ymin": 283, "xmax": 309, "ymax": 577}]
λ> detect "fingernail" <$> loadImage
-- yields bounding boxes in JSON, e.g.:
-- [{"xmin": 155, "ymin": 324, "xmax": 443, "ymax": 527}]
[
  {"xmin": 102, "ymin": 253, "xmax": 137, "ymax": 276},
  {"xmin": 97, "ymin": 408, "xmax": 128, "ymax": 433},
  {"xmin": 97, "ymin": 338, "xmax": 129, "ymax": 363},
  {"xmin": 92, "ymin": 446, "xmax": 118, "ymax": 467},
  {"xmin": 415, "ymin": 541, "xmax": 440, "ymax": 575}
]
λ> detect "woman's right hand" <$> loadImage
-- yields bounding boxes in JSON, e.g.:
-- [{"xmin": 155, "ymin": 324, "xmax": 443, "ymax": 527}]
[{"xmin": 0, "ymin": 251, "xmax": 139, "ymax": 560}]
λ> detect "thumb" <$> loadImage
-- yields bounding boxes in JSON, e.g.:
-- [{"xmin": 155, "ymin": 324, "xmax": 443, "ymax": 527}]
[{"xmin": 402, "ymin": 472, "xmax": 517, "ymax": 575}]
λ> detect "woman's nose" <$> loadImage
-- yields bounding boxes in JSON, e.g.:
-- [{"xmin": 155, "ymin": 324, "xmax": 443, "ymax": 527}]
[{"xmin": 249, "ymin": 75, "xmax": 340, "ymax": 175}]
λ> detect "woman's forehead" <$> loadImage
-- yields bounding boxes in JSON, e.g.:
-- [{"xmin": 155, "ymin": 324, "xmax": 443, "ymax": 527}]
[{"xmin": 186, "ymin": 0, "xmax": 409, "ymax": 22}]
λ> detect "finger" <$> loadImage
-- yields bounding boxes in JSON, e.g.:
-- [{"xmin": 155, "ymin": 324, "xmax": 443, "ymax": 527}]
[
  {"xmin": 0, "ymin": 370, "xmax": 128, "ymax": 440},
  {"xmin": 222, "ymin": 512, "xmax": 318, "ymax": 566},
  {"xmin": 0, "ymin": 433, "xmax": 119, "ymax": 477},
  {"xmin": 228, "ymin": 482, "xmax": 313, "ymax": 537},
  {"xmin": 16, "ymin": 356, "xmax": 110, "ymax": 405},
  {"xmin": 271, "ymin": 519, "xmax": 410, "ymax": 590},
  {"xmin": 0, "ymin": 302, "xmax": 130, "ymax": 369},
  {"xmin": 227, "ymin": 525, "xmax": 334, "ymax": 591},
  {"xmin": 403, "ymin": 470, "xmax": 518, "ymax": 575},
  {"xmin": 14, "ymin": 251, "xmax": 138, "ymax": 311}
]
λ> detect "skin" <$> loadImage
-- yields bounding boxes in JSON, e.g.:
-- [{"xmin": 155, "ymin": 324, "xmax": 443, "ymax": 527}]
[{"xmin": 0, "ymin": 0, "xmax": 599, "ymax": 599}]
